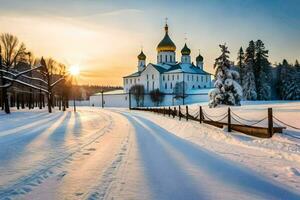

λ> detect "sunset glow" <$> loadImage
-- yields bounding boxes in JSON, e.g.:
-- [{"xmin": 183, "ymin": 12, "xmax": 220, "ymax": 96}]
[{"xmin": 69, "ymin": 65, "xmax": 80, "ymax": 76}]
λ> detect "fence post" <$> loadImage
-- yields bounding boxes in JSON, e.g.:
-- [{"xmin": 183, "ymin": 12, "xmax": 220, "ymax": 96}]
[
  {"xmin": 168, "ymin": 106, "xmax": 171, "ymax": 117},
  {"xmin": 199, "ymin": 106, "xmax": 203, "ymax": 123},
  {"xmin": 228, "ymin": 107, "xmax": 231, "ymax": 132},
  {"xmin": 268, "ymin": 108, "xmax": 273, "ymax": 137},
  {"xmin": 186, "ymin": 105, "xmax": 188, "ymax": 121},
  {"xmin": 179, "ymin": 105, "xmax": 181, "ymax": 121},
  {"xmin": 128, "ymin": 92, "xmax": 131, "ymax": 110},
  {"xmin": 173, "ymin": 107, "xmax": 176, "ymax": 118}
]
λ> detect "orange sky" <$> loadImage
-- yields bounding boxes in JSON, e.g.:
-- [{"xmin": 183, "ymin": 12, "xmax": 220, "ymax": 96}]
[{"xmin": 1, "ymin": 1, "xmax": 299, "ymax": 86}]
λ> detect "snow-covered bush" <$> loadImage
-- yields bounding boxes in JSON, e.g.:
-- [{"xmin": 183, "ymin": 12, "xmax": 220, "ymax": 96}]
[{"xmin": 209, "ymin": 44, "xmax": 242, "ymax": 108}]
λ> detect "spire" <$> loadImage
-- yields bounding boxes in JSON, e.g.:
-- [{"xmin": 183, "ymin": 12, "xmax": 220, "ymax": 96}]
[{"xmin": 164, "ymin": 17, "xmax": 169, "ymax": 33}]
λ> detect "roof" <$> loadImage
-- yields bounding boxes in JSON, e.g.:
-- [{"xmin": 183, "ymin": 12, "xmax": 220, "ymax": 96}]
[
  {"xmin": 123, "ymin": 71, "xmax": 141, "ymax": 78},
  {"xmin": 123, "ymin": 62, "xmax": 211, "ymax": 78}
]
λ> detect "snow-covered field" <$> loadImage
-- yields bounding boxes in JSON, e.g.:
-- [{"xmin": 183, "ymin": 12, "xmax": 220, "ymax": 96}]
[{"xmin": 0, "ymin": 102, "xmax": 300, "ymax": 200}]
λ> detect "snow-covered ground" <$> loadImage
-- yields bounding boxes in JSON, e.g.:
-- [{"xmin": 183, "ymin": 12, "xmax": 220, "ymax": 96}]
[{"xmin": 0, "ymin": 102, "xmax": 300, "ymax": 199}]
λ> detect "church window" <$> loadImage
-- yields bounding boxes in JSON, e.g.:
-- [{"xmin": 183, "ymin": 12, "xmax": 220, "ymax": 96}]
[
  {"xmin": 192, "ymin": 75, "xmax": 194, "ymax": 81},
  {"xmin": 168, "ymin": 75, "xmax": 170, "ymax": 81},
  {"xmin": 204, "ymin": 85, "xmax": 207, "ymax": 88},
  {"xmin": 163, "ymin": 75, "xmax": 165, "ymax": 81},
  {"xmin": 172, "ymin": 75, "xmax": 174, "ymax": 80},
  {"xmin": 152, "ymin": 81, "xmax": 155, "ymax": 90},
  {"xmin": 130, "ymin": 79, "xmax": 132, "ymax": 84},
  {"xmin": 170, "ymin": 55, "xmax": 172, "ymax": 62},
  {"xmin": 197, "ymin": 76, "xmax": 199, "ymax": 82},
  {"xmin": 147, "ymin": 81, "xmax": 149, "ymax": 92},
  {"xmin": 160, "ymin": 55, "xmax": 162, "ymax": 63},
  {"xmin": 170, "ymin": 82, "xmax": 173, "ymax": 89},
  {"xmin": 187, "ymin": 75, "xmax": 190, "ymax": 81},
  {"xmin": 152, "ymin": 74, "xmax": 154, "ymax": 80},
  {"xmin": 165, "ymin": 82, "xmax": 167, "ymax": 89},
  {"xmin": 147, "ymin": 74, "xmax": 149, "ymax": 80},
  {"xmin": 198, "ymin": 85, "xmax": 201, "ymax": 89},
  {"xmin": 177, "ymin": 74, "xmax": 179, "ymax": 80},
  {"xmin": 201, "ymin": 76, "xmax": 203, "ymax": 82},
  {"xmin": 192, "ymin": 85, "xmax": 195, "ymax": 89}
]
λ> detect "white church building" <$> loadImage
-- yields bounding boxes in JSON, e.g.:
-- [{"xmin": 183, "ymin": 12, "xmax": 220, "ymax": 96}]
[
  {"xmin": 123, "ymin": 23, "xmax": 212, "ymax": 94},
  {"xmin": 89, "ymin": 22, "xmax": 212, "ymax": 108}
]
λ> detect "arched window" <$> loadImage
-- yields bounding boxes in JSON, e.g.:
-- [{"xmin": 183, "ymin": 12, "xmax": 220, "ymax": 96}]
[
  {"xmin": 160, "ymin": 55, "xmax": 162, "ymax": 63},
  {"xmin": 170, "ymin": 82, "xmax": 173, "ymax": 89},
  {"xmin": 163, "ymin": 75, "xmax": 165, "ymax": 81},
  {"xmin": 165, "ymin": 55, "xmax": 167, "ymax": 62},
  {"xmin": 165, "ymin": 83, "xmax": 167, "ymax": 89},
  {"xmin": 177, "ymin": 74, "xmax": 179, "ymax": 80},
  {"xmin": 152, "ymin": 81, "xmax": 155, "ymax": 90},
  {"xmin": 170, "ymin": 55, "xmax": 172, "ymax": 62}
]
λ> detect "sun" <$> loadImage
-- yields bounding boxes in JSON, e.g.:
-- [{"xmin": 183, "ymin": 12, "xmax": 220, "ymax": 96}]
[{"xmin": 69, "ymin": 65, "xmax": 80, "ymax": 76}]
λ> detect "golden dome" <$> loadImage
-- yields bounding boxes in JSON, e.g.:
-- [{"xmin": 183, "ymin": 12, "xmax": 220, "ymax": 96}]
[
  {"xmin": 156, "ymin": 24, "xmax": 176, "ymax": 52},
  {"xmin": 138, "ymin": 51, "xmax": 146, "ymax": 60}
]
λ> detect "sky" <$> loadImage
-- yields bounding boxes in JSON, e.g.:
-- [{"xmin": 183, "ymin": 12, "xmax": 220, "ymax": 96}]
[{"xmin": 0, "ymin": 0, "xmax": 299, "ymax": 85}]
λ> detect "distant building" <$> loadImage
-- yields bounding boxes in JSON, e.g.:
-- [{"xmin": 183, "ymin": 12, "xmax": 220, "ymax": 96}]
[{"xmin": 123, "ymin": 23, "xmax": 212, "ymax": 94}]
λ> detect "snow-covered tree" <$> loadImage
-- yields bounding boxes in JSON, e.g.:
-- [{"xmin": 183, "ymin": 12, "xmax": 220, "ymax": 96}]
[
  {"xmin": 237, "ymin": 47, "xmax": 245, "ymax": 85},
  {"xmin": 254, "ymin": 40, "xmax": 271, "ymax": 100},
  {"xmin": 242, "ymin": 41, "xmax": 257, "ymax": 100},
  {"xmin": 277, "ymin": 59, "xmax": 300, "ymax": 100},
  {"xmin": 209, "ymin": 44, "xmax": 242, "ymax": 107}
]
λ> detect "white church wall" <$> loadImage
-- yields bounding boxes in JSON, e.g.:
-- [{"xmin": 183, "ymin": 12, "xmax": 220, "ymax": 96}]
[{"xmin": 140, "ymin": 65, "xmax": 161, "ymax": 92}]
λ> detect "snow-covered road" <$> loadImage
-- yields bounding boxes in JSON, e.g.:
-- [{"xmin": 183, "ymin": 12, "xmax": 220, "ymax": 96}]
[{"xmin": 0, "ymin": 107, "xmax": 300, "ymax": 200}]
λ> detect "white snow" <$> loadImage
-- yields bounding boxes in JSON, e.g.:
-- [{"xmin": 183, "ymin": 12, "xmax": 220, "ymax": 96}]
[{"xmin": 0, "ymin": 102, "xmax": 300, "ymax": 199}]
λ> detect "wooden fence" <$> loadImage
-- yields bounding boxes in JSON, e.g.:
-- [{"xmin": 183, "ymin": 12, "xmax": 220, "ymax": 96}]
[{"xmin": 131, "ymin": 106, "xmax": 286, "ymax": 138}]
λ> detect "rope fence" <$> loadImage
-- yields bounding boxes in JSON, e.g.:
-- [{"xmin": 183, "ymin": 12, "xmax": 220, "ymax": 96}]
[{"xmin": 131, "ymin": 105, "xmax": 299, "ymax": 138}]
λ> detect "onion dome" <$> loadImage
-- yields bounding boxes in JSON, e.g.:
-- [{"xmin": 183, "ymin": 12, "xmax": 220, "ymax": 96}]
[
  {"xmin": 181, "ymin": 43, "xmax": 191, "ymax": 55},
  {"xmin": 196, "ymin": 53, "xmax": 203, "ymax": 62},
  {"xmin": 156, "ymin": 24, "xmax": 176, "ymax": 52},
  {"xmin": 137, "ymin": 51, "xmax": 146, "ymax": 60}
]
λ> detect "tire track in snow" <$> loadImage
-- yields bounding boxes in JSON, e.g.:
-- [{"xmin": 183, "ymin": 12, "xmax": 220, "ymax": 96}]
[{"xmin": 0, "ymin": 110, "xmax": 115, "ymax": 200}]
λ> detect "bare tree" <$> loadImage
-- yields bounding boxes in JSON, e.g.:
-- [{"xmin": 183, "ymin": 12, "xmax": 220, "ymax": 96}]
[
  {"xmin": 149, "ymin": 89, "xmax": 165, "ymax": 106},
  {"xmin": 39, "ymin": 57, "xmax": 66, "ymax": 113},
  {"xmin": 129, "ymin": 84, "xmax": 144, "ymax": 107},
  {"xmin": 0, "ymin": 33, "xmax": 27, "ymax": 113}
]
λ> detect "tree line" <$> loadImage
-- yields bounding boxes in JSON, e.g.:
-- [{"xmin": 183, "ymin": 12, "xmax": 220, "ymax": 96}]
[
  {"xmin": 210, "ymin": 40, "xmax": 300, "ymax": 107},
  {"xmin": 237, "ymin": 40, "xmax": 300, "ymax": 101},
  {"xmin": 0, "ymin": 33, "xmax": 71, "ymax": 114}
]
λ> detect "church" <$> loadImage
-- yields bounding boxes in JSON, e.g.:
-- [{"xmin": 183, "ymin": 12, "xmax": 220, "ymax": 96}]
[{"xmin": 123, "ymin": 23, "xmax": 212, "ymax": 94}]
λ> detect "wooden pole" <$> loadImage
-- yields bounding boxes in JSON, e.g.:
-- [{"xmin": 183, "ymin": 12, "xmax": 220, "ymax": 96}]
[
  {"xmin": 268, "ymin": 108, "xmax": 273, "ymax": 137},
  {"xmin": 179, "ymin": 105, "xmax": 181, "ymax": 121},
  {"xmin": 128, "ymin": 91, "xmax": 131, "ymax": 110},
  {"xmin": 173, "ymin": 107, "xmax": 176, "ymax": 118},
  {"xmin": 199, "ymin": 106, "xmax": 203, "ymax": 123},
  {"xmin": 186, "ymin": 105, "xmax": 188, "ymax": 121},
  {"xmin": 228, "ymin": 107, "xmax": 231, "ymax": 132},
  {"xmin": 101, "ymin": 91, "xmax": 104, "ymax": 108}
]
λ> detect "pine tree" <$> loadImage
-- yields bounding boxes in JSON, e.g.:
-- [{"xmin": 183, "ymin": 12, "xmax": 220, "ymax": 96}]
[
  {"xmin": 242, "ymin": 41, "xmax": 257, "ymax": 100},
  {"xmin": 254, "ymin": 40, "xmax": 271, "ymax": 100},
  {"xmin": 295, "ymin": 60, "xmax": 300, "ymax": 71},
  {"xmin": 209, "ymin": 44, "xmax": 242, "ymax": 107},
  {"xmin": 278, "ymin": 59, "xmax": 300, "ymax": 100},
  {"xmin": 237, "ymin": 47, "xmax": 245, "ymax": 85}
]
